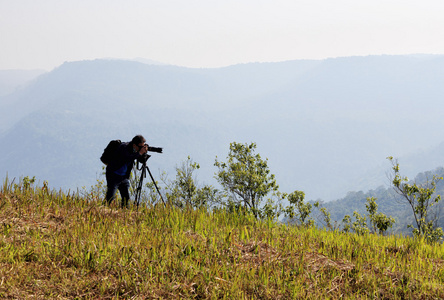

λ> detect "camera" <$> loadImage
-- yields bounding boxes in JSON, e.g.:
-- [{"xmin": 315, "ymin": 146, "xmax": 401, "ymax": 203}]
[
  {"xmin": 147, "ymin": 145, "xmax": 163, "ymax": 153},
  {"xmin": 139, "ymin": 144, "xmax": 162, "ymax": 164}
]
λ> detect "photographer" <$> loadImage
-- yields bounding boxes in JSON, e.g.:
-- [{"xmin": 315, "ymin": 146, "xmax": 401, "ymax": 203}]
[{"xmin": 105, "ymin": 135, "xmax": 148, "ymax": 208}]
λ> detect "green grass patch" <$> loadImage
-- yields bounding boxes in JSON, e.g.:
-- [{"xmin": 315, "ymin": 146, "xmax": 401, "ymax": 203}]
[{"xmin": 1, "ymin": 178, "xmax": 444, "ymax": 299}]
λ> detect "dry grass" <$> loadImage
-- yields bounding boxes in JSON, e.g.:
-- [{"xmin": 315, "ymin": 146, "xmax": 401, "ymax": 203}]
[{"xmin": 1, "ymin": 179, "xmax": 444, "ymax": 299}]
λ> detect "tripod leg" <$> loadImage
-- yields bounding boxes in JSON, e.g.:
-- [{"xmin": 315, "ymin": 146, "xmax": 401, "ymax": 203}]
[
  {"xmin": 146, "ymin": 165, "xmax": 166, "ymax": 207},
  {"xmin": 135, "ymin": 166, "xmax": 146, "ymax": 207}
]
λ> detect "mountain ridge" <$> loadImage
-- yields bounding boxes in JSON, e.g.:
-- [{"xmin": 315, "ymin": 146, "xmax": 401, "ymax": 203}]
[{"xmin": 1, "ymin": 55, "xmax": 444, "ymax": 201}]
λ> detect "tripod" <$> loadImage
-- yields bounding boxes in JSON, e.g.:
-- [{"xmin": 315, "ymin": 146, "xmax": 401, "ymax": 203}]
[{"xmin": 134, "ymin": 155, "xmax": 166, "ymax": 207}]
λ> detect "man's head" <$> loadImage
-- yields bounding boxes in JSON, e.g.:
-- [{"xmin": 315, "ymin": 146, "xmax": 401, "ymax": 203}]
[
  {"xmin": 131, "ymin": 135, "xmax": 147, "ymax": 154},
  {"xmin": 132, "ymin": 135, "xmax": 146, "ymax": 146}
]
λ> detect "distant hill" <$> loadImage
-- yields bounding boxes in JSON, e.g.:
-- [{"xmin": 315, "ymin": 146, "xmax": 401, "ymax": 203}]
[
  {"xmin": 1, "ymin": 56, "xmax": 444, "ymax": 201},
  {"xmin": 319, "ymin": 166, "xmax": 444, "ymax": 235}
]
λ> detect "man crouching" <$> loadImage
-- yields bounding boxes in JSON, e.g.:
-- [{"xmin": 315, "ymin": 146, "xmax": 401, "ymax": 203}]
[{"xmin": 105, "ymin": 135, "xmax": 148, "ymax": 208}]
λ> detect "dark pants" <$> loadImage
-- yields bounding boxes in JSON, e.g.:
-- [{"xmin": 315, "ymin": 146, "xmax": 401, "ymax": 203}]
[{"xmin": 106, "ymin": 172, "xmax": 130, "ymax": 208}]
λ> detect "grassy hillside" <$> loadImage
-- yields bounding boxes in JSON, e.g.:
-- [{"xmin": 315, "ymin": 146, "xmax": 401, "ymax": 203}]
[{"xmin": 1, "ymin": 178, "xmax": 444, "ymax": 299}]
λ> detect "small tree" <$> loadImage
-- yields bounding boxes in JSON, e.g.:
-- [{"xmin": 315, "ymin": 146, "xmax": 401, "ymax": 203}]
[
  {"xmin": 352, "ymin": 211, "xmax": 369, "ymax": 235},
  {"xmin": 284, "ymin": 191, "xmax": 314, "ymax": 226},
  {"xmin": 162, "ymin": 156, "xmax": 220, "ymax": 209},
  {"xmin": 388, "ymin": 156, "xmax": 443, "ymax": 242},
  {"xmin": 313, "ymin": 201, "xmax": 336, "ymax": 230},
  {"xmin": 214, "ymin": 142, "xmax": 279, "ymax": 219},
  {"xmin": 366, "ymin": 197, "xmax": 395, "ymax": 235},
  {"xmin": 170, "ymin": 156, "xmax": 201, "ymax": 207},
  {"xmin": 342, "ymin": 215, "xmax": 352, "ymax": 233}
]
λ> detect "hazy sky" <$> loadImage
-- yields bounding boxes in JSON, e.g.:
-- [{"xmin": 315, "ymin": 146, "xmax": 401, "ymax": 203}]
[{"xmin": 2, "ymin": 0, "xmax": 444, "ymax": 70}]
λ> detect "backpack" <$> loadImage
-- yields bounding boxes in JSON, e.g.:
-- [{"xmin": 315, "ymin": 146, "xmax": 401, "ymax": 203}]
[{"xmin": 100, "ymin": 139, "xmax": 122, "ymax": 165}]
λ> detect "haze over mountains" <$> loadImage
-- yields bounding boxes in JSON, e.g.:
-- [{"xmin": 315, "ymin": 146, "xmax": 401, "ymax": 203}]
[
  {"xmin": 0, "ymin": 69, "xmax": 46, "ymax": 97},
  {"xmin": 1, "ymin": 55, "xmax": 444, "ymax": 201}
]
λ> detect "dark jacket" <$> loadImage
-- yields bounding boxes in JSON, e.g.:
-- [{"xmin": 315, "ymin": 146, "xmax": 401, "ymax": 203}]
[{"xmin": 106, "ymin": 142, "xmax": 143, "ymax": 178}]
